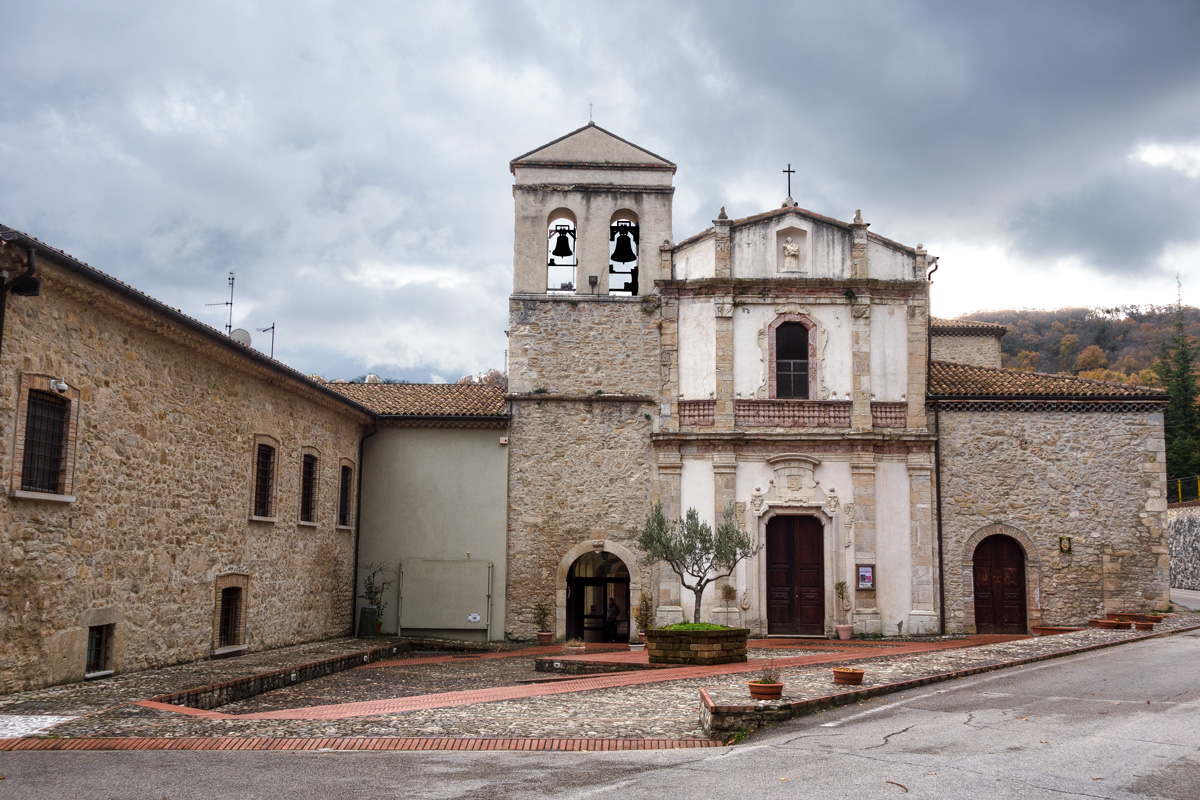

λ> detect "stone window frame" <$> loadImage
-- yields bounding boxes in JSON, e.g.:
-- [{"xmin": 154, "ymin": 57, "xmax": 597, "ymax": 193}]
[
  {"xmin": 9, "ymin": 372, "xmax": 81, "ymax": 502},
  {"xmin": 298, "ymin": 446, "xmax": 320, "ymax": 526},
  {"xmin": 768, "ymin": 313, "xmax": 819, "ymax": 400},
  {"xmin": 213, "ymin": 573, "xmax": 249, "ymax": 654},
  {"xmin": 250, "ymin": 434, "xmax": 280, "ymax": 523},
  {"xmin": 336, "ymin": 458, "xmax": 355, "ymax": 529}
]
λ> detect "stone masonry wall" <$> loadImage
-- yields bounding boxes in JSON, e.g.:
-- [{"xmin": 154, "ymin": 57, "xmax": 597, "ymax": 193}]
[
  {"xmin": 931, "ymin": 335, "xmax": 1002, "ymax": 369},
  {"xmin": 938, "ymin": 409, "xmax": 1168, "ymax": 632},
  {"xmin": 507, "ymin": 295, "xmax": 661, "ymax": 395},
  {"xmin": 0, "ymin": 256, "xmax": 367, "ymax": 692},
  {"xmin": 506, "ymin": 398, "xmax": 655, "ymax": 639},
  {"xmin": 1168, "ymin": 503, "xmax": 1200, "ymax": 590}
]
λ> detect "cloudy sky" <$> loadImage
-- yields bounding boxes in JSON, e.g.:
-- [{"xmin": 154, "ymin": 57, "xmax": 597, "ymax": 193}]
[{"xmin": 2, "ymin": 1, "xmax": 1198, "ymax": 381}]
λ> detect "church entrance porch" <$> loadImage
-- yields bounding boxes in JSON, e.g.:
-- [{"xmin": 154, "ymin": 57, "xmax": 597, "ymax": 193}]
[
  {"xmin": 567, "ymin": 550, "xmax": 630, "ymax": 643},
  {"xmin": 766, "ymin": 515, "xmax": 824, "ymax": 635},
  {"xmin": 972, "ymin": 534, "xmax": 1028, "ymax": 634}
]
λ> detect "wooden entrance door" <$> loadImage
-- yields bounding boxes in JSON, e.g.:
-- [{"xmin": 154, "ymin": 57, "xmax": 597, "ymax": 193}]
[
  {"xmin": 766, "ymin": 516, "xmax": 824, "ymax": 635},
  {"xmin": 972, "ymin": 534, "xmax": 1027, "ymax": 634}
]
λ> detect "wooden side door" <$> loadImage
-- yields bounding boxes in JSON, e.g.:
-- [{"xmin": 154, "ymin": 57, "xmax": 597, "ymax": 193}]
[{"xmin": 973, "ymin": 535, "xmax": 1027, "ymax": 634}]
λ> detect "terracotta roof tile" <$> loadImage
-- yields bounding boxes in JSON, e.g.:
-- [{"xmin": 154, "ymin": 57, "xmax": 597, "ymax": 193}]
[
  {"xmin": 324, "ymin": 383, "xmax": 508, "ymax": 417},
  {"xmin": 929, "ymin": 361, "xmax": 1167, "ymax": 399},
  {"xmin": 930, "ymin": 317, "xmax": 1009, "ymax": 336}
]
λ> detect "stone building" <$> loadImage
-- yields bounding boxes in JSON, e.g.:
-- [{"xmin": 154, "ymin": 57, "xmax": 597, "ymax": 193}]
[
  {"xmin": 0, "ymin": 228, "xmax": 372, "ymax": 692},
  {"xmin": 504, "ymin": 123, "xmax": 1171, "ymax": 641}
]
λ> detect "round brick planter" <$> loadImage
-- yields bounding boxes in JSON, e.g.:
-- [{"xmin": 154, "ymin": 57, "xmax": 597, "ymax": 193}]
[{"xmin": 643, "ymin": 628, "xmax": 749, "ymax": 666}]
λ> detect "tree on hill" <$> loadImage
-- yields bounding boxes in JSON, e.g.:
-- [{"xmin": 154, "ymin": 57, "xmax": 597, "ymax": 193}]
[{"xmin": 1155, "ymin": 309, "xmax": 1200, "ymax": 479}]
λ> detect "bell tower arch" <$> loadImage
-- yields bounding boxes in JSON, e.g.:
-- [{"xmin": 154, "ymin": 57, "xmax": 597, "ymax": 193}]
[{"xmin": 509, "ymin": 122, "xmax": 676, "ymax": 296}]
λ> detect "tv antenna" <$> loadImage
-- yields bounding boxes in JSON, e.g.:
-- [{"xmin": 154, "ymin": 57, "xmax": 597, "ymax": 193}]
[
  {"xmin": 205, "ymin": 271, "xmax": 236, "ymax": 335},
  {"xmin": 257, "ymin": 323, "xmax": 276, "ymax": 358}
]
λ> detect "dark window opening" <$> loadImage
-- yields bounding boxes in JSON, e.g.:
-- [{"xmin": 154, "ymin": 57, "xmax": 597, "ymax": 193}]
[
  {"xmin": 547, "ymin": 218, "xmax": 577, "ymax": 293},
  {"xmin": 608, "ymin": 220, "xmax": 639, "ymax": 296},
  {"xmin": 338, "ymin": 465, "xmax": 352, "ymax": 526},
  {"xmin": 776, "ymin": 323, "xmax": 810, "ymax": 399},
  {"xmin": 86, "ymin": 624, "xmax": 113, "ymax": 674},
  {"xmin": 21, "ymin": 390, "xmax": 69, "ymax": 493},
  {"xmin": 253, "ymin": 443, "xmax": 275, "ymax": 517},
  {"xmin": 219, "ymin": 586, "xmax": 243, "ymax": 648},
  {"xmin": 300, "ymin": 454, "xmax": 317, "ymax": 522}
]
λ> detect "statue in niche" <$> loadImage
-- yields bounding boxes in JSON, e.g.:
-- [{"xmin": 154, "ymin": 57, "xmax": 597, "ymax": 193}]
[{"xmin": 782, "ymin": 236, "xmax": 800, "ymax": 272}]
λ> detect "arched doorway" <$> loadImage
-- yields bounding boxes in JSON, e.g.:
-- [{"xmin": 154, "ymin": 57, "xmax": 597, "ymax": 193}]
[
  {"xmin": 567, "ymin": 551, "xmax": 630, "ymax": 642},
  {"xmin": 766, "ymin": 515, "xmax": 824, "ymax": 635},
  {"xmin": 972, "ymin": 534, "xmax": 1028, "ymax": 634}
]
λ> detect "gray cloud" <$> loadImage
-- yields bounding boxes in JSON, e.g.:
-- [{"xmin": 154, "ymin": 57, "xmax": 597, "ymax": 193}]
[{"xmin": 1, "ymin": 0, "xmax": 1197, "ymax": 379}]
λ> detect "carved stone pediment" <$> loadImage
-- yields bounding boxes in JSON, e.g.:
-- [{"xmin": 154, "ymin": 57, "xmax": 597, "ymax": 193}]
[{"xmin": 749, "ymin": 453, "xmax": 839, "ymax": 518}]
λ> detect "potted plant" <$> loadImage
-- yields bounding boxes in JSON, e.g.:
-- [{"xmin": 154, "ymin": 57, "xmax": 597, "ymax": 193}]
[
  {"xmin": 834, "ymin": 580, "xmax": 853, "ymax": 640},
  {"xmin": 534, "ymin": 601, "xmax": 553, "ymax": 645},
  {"xmin": 357, "ymin": 562, "xmax": 394, "ymax": 638},
  {"xmin": 563, "ymin": 638, "xmax": 586, "ymax": 655},
  {"xmin": 748, "ymin": 660, "xmax": 785, "ymax": 700},
  {"xmin": 633, "ymin": 589, "xmax": 655, "ymax": 644},
  {"xmin": 832, "ymin": 667, "xmax": 865, "ymax": 686}
]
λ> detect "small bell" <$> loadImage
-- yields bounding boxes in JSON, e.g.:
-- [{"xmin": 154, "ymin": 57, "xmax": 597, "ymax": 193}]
[
  {"xmin": 551, "ymin": 231, "xmax": 574, "ymax": 259},
  {"xmin": 610, "ymin": 230, "xmax": 637, "ymax": 263}
]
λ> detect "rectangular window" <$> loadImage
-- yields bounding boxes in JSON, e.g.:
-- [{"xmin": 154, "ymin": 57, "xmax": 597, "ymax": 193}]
[
  {"xmin": 22, "ymin": 390, "xmax": 69, "ymax": 493},
  {"xmin": 300, "ymin": 453, "xmax": 317, "ymax": 523},
  {"xmin": 86, "ymin": 624, "xmax": 113, "ymax": 674},
  {"xmin": 338, "ymin": 465, "xmax": 352, "ymax": 527},
  {"xmin": 218, "ymin": 586, "xmax": 243, "ymax": 648},
  {"xmin": 253, "ymin": 443, "xmax": 275, "ymax": 518},
  {"xmin": 775, "ymin": 323, "xmax": 810, "ymax": 399}
]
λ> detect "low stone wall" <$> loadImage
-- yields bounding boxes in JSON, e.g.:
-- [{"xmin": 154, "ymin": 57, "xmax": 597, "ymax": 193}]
[
  {"xmin": 645, "ymin": 628, "xmax": 748, "ymax": 666},
  {"xmin": 1168, "ymin": 503, "xmax": 1200, "ymax": 590}
]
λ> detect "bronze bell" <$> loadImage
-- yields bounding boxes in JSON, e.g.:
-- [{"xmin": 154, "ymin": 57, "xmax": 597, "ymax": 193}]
[
  {"xmin": 610, "ymin": 230, "xmax": 637, "ymax": 263},
  {"xmin": 551, "ymin": 231, "xmax": 574, "ymax": 259}
]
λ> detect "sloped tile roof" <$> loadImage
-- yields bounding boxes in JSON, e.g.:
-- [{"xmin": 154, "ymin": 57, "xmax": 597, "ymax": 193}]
[
  {"xmin": 929, "ymin": 361, "xmax": 1167, "ymax": 399},
  {"xmin": 930, "ymin": 317, "xmax": 1009, "ymax": 336},
  {"xmin": 324, "ymin": 383, "xmax": 508, "ymax": 417}
]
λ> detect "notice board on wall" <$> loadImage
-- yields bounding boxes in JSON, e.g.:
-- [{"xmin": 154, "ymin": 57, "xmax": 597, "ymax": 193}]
[{"xmin": 399, "ymin": 559, "xmax": 492, "ymax": 631}]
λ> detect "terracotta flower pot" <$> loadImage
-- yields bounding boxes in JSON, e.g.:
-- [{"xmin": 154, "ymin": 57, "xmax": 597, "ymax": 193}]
[
  {"xmin": 638, "ymin": 632, "xmax": 648, "ymax": 644},
  {"xmin": 749, "ymin": 682, "xmax": 784, "ymax": 700},
  {"xmin": 832, "ymin": 668, "xmax": 864, "ymax": 686},
  {"xmin": 563, "ymin": 645, "xmax": 586, "ymax": 655},
  {"xmin": 536, "ymin": 631, "xmax": 553, "ymax": 645},
  {"xmin": 836, "ymin": 624, "xmax": 853, "ymax": 641},
  {"xmin": 1089, "ymin": 619, "xmax": 1130, "ymax": 629},
  {"xmin": 1134, "ymin": 621, "xmax": 1156, "ymax": 631}
]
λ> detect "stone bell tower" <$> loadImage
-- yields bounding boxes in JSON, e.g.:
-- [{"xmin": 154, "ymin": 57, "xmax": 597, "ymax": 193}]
[{"xmin": 505, "ymin": 123, "xmax": 675, "ymax": 641}]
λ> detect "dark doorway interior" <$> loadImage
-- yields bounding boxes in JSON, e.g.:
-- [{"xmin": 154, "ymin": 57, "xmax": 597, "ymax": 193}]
[
  {"xmin": 567, "ymin": 551, "xmax": 630, "ymax": 643},
  {"xmin": 766, "ymin": 515, "xmax": 824, "ymax": 635},
  {"xmin": 972, "ymin": 534, "xmax": 1028, "ymax": 634}
]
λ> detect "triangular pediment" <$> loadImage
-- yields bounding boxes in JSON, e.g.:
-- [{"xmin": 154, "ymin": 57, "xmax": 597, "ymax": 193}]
[{"xmin": 511, "ymin": 122, "xmax": 675, "ymax": 167}]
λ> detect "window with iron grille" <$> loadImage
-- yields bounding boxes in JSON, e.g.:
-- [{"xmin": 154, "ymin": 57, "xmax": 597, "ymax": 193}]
[
  {"xmin": 218, "ymin": 586, "xmax": 243, "ymax": 648},
  {"xmin": 86, "ymin": 624, "xmax": 113, "ymax": 674},
  {"xmin": 21, "ymin": 390, "xmax": 69, "ymax": 493},
  {"xmin": 253, "ymin": 443, "xmax": 275, "ymax": 518},
  {"xmin": 775, "ymin": 323, "xmax": 810, "ymax": 399},
  {"xmin": 300, "ymin": 453, "xmax": 317, "ymax": 522},
  {"xmin": 338, "ymin": 464, "xmax": 352, "ymax": 526}
]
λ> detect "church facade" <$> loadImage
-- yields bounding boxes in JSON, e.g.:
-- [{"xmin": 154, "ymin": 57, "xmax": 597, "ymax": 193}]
[{"xmin": 504, "ymin": 124, "xmax": 1171, "ymax": 641}]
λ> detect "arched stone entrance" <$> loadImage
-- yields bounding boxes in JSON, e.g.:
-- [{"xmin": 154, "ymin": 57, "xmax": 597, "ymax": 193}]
[
  {"xmin": 555, "ymin": 540, "xmax": 643, "ymax": 642},
  {"xmin": 962, "ymin": 523, "xmax": 1041, "ymax": 633},
  {"xmin": 972, "ymin": 534, "xmax": 1028, "ymax": 634}
]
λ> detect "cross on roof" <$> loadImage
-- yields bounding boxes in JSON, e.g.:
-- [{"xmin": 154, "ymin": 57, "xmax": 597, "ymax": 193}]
[{"xmin": 782, "ymin": 163, "xmax": 795, "ymax": 198}]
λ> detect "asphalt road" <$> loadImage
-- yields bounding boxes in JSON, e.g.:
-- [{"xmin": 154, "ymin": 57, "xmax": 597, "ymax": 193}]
[{"xmin": 3, "ymin": 630, "xmax": 1198, "ymax": 799}]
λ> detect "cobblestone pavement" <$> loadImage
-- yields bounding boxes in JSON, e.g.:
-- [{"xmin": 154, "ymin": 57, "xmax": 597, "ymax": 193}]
[{"xmin": 2, "ymin": 615, "xmax": 1195, "ymax": 745}]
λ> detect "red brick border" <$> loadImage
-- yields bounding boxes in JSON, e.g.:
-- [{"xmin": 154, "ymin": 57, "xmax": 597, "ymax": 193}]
[{"xmin": 0, "ymin": 736, "xmax": 721, "ymax": 752}]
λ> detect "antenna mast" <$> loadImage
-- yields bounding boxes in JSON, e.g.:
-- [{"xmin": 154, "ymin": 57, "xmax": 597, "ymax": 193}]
[{"xmin": 205, "ymin": 271, "xmax": 236, "ymax": 335}]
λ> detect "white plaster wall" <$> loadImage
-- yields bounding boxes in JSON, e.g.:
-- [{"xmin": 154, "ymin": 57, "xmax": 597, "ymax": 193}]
[
  {"xmin": 810, "ymin": 224, "xmax": 851, "ymax": 279},
  {"xmin": 810, "ymin": 306, "xmax": 853, "ymax": 399},
  {"xmin": 874, "ymin": 461, "xmax": 913, "ymax": 635},
  {"xmin": 867, "ymin": 241, "xmax": 912, "ymax": 280},
  {"xmin": 679, "ymin": 458, "xmax": 716, "ymax": 621},
  {"xmin": 869, "ymin": 304, "xmax": 909, "ymax": 401},
  {"xmin": 730, "ymin": 215, "xmax": 814, "ymax": 279},
  {"xmin": 733, "ymin": 305, "xmax": 772, "ymax": 398},
  {"xmin": 679, "ymin": 298, "xmax": 716, "ymax": 400},
  {"xmin": 673, "ymin": 238, "xmax": 715, "ymax": 280}
]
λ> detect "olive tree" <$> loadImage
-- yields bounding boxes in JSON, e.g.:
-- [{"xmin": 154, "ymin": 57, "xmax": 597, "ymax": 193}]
[{"xmin": 637, "ymin": 501, "xmax": 760, "ymax": 624}]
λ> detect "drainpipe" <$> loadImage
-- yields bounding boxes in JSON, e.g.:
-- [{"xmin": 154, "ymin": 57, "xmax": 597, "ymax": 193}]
[
  {"xmin": 351, "ymin": 418, "xmax": 379, "ymax": 635},
  {"xmin": 926, "ymin": 259, "xmax": 947, "ymax": 635}
]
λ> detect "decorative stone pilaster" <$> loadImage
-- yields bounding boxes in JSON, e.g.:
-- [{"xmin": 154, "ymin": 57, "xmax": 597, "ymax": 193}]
[
  {"xmin": 655, "ymin": 452, "xmax": 684, "ymax": 625},
  {"xmin": 850, "ymin": 209, "xmax": 870, "ymax": 280},
  {"xmin": 851, "ymin": 449, "xmax": 881, "ymax": 633},
  {"xmin": 907, "ymin": 449, "xmax": 939, "ymax": 634},
  {"xmin": 714, "ymin": 296, "xmax": 735, "ymax": 429},
  {"xmin": 851, "ymin": 302, "xmax": 872, "ymax": 431},
  {"xmin": 658, "ymin": 294, "xmax": 680, "ymax": 434},
  {"xmin": 906, "ymin": 294, "xmax": 929, "ymax": 429},
  {"xmin": 659, "ymin": 239, "xmax": 674, "ymax": 284},
  {"xmin": 713, "ymin": 207, "xmax": 731, "ymax": 279}
]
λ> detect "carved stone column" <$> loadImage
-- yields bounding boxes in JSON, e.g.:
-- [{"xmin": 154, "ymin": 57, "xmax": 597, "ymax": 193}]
[
  {"xmin": 850, "ymin": 209, "xmax": 872, "ymax": 431},
  {"xmin": 714, "ymin": 296, "xmax": 735, "ymax": 429},
  {"xmin": 710, "ymin": 453, "xmax": 739, "ymax": 626},
  {"xmin": 851, "ymin": 448, "xmax": 881, "ymax": 633},
  {"xmin": 654, "ymin": 452, "xmax": 684, "ymax": 625}
]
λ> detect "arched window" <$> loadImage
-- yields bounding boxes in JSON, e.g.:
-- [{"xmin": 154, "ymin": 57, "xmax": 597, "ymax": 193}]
[
  {"xmin": 608, "ymin": 211, "xmax": 639, "ymax": 296},
  {"xmin": 775, "ymin": 322, "xmax": 810, "ymax": 399},
  {"xmin": 547, "ymin": 209, "xmax": 577, "ymax": 293}
]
